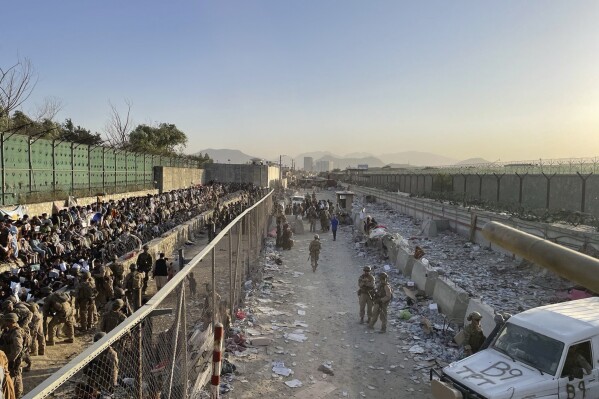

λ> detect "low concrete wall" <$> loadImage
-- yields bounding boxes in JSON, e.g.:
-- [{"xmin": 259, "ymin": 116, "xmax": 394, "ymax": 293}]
[
  {"xmin": 432, "ymin": 278, "xmax": 470, "ymax": 323},
  {"xmin": 204, "ymin": 164, "xmax": 280, "ymax": 188},
  {"xmin": 410, "ymin": 259, "xmax": 438, "ymax": 297},
  {"xmin": 1, "ymin": 189, "xmax": 158, "ymax": 217}
]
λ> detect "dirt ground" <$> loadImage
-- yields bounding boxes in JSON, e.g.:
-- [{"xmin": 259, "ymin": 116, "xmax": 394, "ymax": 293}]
[{"xmin": 226, "ymin": 190, "xmax": 434, "ymax": 399}]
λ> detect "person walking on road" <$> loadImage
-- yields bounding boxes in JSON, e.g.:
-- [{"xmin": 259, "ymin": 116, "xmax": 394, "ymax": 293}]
[
  {"xmin": 153, "ymin": 253, "xmax": 169, "ymax": 291},
  {"xmin": 308, "ymin": 235, "xmax": 321, "ymax": 272},
  {"xmin": 357, "ymin": 266, "xmax": 375, "ymax": 324},
  {"xmin": 331, "ymin": 214, "xmax": 339, "ymax": 241},
  {"xmin": 368, "ymin": 272, "xmax": 393, "ymax": 333}
]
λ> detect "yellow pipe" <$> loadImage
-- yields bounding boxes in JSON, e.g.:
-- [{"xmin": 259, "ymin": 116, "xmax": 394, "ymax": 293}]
[{"xmin": 482, "ymin": 221, "xmax": 599, "ymax": 293}]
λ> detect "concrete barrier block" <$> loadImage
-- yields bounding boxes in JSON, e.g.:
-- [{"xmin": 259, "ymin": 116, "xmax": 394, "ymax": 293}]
[
  {"xmin": 395, "ymin": 249, "xmax": 411, "ymax": 274},
  {"xmin": 465, "ymin": 299, "xmax": 496, "ymax": 336},
  {"xmin": 410, "ymin": 260, "xmax": 438, "ymax": 297},
  {"xmin": 433, "ymin": 278, "xmax": 470, "ymax": 324}
]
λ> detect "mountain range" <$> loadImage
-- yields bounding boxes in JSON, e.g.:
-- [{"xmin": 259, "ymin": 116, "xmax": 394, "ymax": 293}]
[{"xmin": 196, "ymin": 148, "xmax": 489, "ymax": 169}]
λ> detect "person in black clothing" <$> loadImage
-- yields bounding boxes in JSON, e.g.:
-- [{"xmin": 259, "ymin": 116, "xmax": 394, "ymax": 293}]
[
  {"xmin": 153, "ymin": 253, "xmax": 169, "ymax": 291},
  {"xmin": 136, "ymin": 245, "xmax": 153, "ymax": 294}
]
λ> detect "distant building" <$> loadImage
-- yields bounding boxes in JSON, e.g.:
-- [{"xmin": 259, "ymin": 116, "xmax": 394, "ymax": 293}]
[
  {"xmin": 316, "ymin": 160, "xmax": 334, "ymax": 173},
  {"xmin": 357, "ymin": 164, "xmax": 369, "ymax": 170},
  {"xmin": 304, "ymin": 157, "xmax": 314, "ymax": 172}
]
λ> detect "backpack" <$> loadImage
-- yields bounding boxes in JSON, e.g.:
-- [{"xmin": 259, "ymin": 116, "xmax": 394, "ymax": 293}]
[{"xmin": 131, "ymin": 272, "xmax": 144, "ymax": 290}]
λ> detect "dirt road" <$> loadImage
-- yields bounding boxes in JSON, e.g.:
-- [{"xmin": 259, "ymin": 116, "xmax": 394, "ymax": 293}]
[{"xmin": 227, "ymin": 191, "xmax": 434, "ymax": 398}]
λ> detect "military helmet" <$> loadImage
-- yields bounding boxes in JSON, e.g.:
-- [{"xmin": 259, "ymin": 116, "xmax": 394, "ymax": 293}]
[
  {"xmin": 81, "ymin": 271, "xmax": 91, "ymax": 280},
  {"xmin": 113, "ymin": 299, "xmax": 124, "ymax": 310},
  {"xmin": 40, "ymin": 286, "xmax": 53, "ymax": 295},
  {"xmin": 1, "ymin": 300, "xmax": 13, "ymax": 310},
  {"xmin": 379, "ymin": 272, "xmax": 388, "ymax": 280},
  {"xmin": 114, "ymin": 287, "xmax": 126, "ymax": 297},
  {"xmin": 93, "ymin": 332, "xmax": 106, "ymax": 342},
  {"xmin": 314, "ymin": 234, "xmax": 319, "ymax": 240},
  {"xmin": 467, "ymin": 311, "xmax": 482, "ymax": 321},
  {"xmin": 129, "ymin": 264, "xmax": 137, "ymax": 271},
  {"xmin": 1, "ymin": 313, "xmax": 18, "ymax": 323},
  {"xmin": 363, "ymin": 266, "xmax": 371, "ymax": 272}
]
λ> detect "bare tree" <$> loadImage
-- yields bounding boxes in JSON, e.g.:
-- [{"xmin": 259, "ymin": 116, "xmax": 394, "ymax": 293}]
[
  {"xmin": 104, "ymin": 99, "xmax": 133, "ymax": 148},
  {"xmin": 31, "ymin": 96, "xmax": 63, "ymax": 121},
  {"xmin": 0, "ymin": 57, "xmax": 37, "ymax": 122}
]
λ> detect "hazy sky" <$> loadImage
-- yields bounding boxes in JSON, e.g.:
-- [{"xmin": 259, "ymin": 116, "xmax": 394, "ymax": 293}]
[{"xmin": 3, "ymin": 1, "xmax": 599, "ymax": 161}]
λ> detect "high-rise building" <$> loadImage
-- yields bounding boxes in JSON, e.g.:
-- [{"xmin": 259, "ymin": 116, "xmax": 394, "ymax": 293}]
[
  {"xmin": 316, "ymin": 160, "xmax": 334, "ymax": 172},
  {"xmin": 304, "ymin": 157, "xmax": 313, "ymax": 172}
]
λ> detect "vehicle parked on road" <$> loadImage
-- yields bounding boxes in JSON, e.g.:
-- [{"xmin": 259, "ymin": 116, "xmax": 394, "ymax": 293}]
[{"xmin": 431, "ymin": 298, "xmax": 599, "ymax": 399}]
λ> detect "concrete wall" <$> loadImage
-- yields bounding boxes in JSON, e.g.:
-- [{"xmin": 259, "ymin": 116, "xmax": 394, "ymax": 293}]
[
  {"xmin": 361, "ymin": 173, "xmax": 599, "ymax": 217},
  {"xmin": 1, "ymin": 189, "xmax": 159, "ymax": 217},
  {"xmin": 204, "ymin": 164, "xmax": 280, "ymax": 188},
  {"xmin": 155, "ymin": 166, "xmax": 205, "ymax": 193}
]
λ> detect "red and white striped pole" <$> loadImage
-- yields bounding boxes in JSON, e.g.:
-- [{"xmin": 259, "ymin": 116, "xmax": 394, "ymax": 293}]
[{"xmin": 211, "ymin": 323, "xmax": 224, "ymax": 399}]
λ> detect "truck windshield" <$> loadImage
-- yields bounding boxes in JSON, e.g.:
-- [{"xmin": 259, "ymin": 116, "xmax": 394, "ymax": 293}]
[{"xmin": 493, "ymin": 322, "xmax": 564, "ymax": 376}]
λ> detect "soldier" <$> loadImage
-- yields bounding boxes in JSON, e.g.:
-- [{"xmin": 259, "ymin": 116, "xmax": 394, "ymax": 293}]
[
  {"xmin": 100, "ymin": 299, "xmax": 126, "ymax": 334},
  {"xmin": 77, "ymin": 271, "xmax": 97, "ymax": 332},
  {"xmin": 105, "ymin": 287, "xmax": 133, "ymax": 317},
  {"xmin": 0, "ymin": 313, "xmax": 24, "ymax": 398},
  {"xmin": 281, "ymin": 223, "xmax": 294, "ymax": 250},
  {"xmin": 44, "ymin": 291, "xmax": 75, "ymax": 345},
  {"xmin": 124, "ymin": 264, "xmax": 144, "ymax": 310},
  {"xmin": 9, "ymin": 302, "xmax": 32, "ymax": 373},
  {"xmin": 463, "ymin": 312, "xmax": 486, "ymax": 356},
  {"xmin": 307, "ymin": 204, "xmax": 317, "ymax": 233},
  {"xmin": 136, "ymin": 245, "xmax": 153, "ymax": 294},
  {"xmin": 24, "ymin": 302, "xmax": 45, "ymax": 357},
  {"xmin": 308, "ymin": 234, "xmax": 321, "ymax": 272},
  {"xmin": 84, "ymin": 332, "xmax": 119, "ymax": 394},
  {"xmin": 357, "ymin": 266, "xmax": 375, "ymax": 324},
  {"xmin": 110, "ymin": 257, "xmax": 125, "ymax": 289},
  {"xmin": 93, "ymin": 265, "xmax": 114, "ymax": 312},
  {"xmin": 368, "ymin": 272, "xmax": 393, "ymax": 333},
  {"xmin": 39, "ymin": 286, "xmax": 53, "ymax": 338}
]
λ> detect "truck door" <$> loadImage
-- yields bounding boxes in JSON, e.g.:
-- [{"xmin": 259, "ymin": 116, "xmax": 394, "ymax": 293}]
[{"xmin": 558, "ymin": 341, "xmax": 598, "ymax": 398}]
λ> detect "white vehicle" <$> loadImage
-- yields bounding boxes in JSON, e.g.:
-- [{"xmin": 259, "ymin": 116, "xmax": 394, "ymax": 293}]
[
  {"xmin": 431, "ymin": 298, "xmax": 599, "ymax": 399},
  {"xmin": 291, "ymin": 195, "xmax": 305, "ymax": 207}
]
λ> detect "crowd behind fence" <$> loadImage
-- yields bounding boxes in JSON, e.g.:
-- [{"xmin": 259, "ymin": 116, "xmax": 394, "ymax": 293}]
[{"xmin": 24, "ymin": 189, "xmax": 273, "ymax": 399}]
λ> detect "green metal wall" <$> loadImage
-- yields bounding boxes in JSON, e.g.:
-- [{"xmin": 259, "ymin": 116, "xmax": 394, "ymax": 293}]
[{"xmin": 0, "ymin": 133, "xmax": 201, "ymax": 205}]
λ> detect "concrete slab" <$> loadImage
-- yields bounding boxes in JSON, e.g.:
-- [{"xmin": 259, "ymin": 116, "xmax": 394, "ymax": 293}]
[
  {"xmin": 433, "ymin": 278, "xmax": 470, "ymax": 325},
  {"xmin": 410, "ymin": 259, "xmax": 438, "ymax": 297},
  {"xmin": 396, "ymin": 249, "xmax": 410, "ymax": 273}
]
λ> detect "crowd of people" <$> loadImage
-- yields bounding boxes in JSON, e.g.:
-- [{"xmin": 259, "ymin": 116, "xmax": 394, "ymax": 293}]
[{"xmin": 0, "ymin": 181, "xmax": 265, "ymax": 398}]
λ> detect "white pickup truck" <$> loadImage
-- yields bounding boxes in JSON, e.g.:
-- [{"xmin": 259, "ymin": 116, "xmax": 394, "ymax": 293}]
[{"xmin": 431, "ymin": 298, "xmax": 599, "ymax": 399}]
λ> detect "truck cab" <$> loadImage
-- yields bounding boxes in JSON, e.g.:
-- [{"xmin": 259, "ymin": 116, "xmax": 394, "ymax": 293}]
[{"xmin": 431, "ymin": 298, "xmax": 599, "ymax": 399}]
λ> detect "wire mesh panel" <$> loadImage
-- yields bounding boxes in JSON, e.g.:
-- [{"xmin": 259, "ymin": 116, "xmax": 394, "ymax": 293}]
[{"xmin": 23, "ymin": 189, "xmax": 274, "ymax": 399}]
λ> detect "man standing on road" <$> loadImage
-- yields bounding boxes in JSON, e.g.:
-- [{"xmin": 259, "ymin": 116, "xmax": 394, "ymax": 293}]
[
  {"xmin": 331, "ymin": 214, "xmax": 339, "ymax": 241},
  {"xmin": 463, "ymin": 312, "xmax": 485, "ymax": 356},
  {"xmin": 368, "ymin": 272, "xmax": 393, "ymax": 333},
  {"xmin": 153, "ymin": 253, "xmax": 169, "ymax": 291},
  {"xmin": 0, "ymin": 313, "xmax": 23, "ymax": 398},
  {"xmin": 136, "ymin": 245, "xmax": 153, "ymax": 294},
  {"xmin": 308, "ymin": 234, "xmax": 321, "ymax": 272},
  {"xmin": 357, "ymin": 266, "xmax": 375, "ymax": 324}
]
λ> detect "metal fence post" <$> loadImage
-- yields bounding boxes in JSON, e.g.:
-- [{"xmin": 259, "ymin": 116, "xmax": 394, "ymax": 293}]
[
  {"xmin": 212, "ymin": 247, "xmax": 216, "ymax": 327},
  {"xmin": 166, "ymin": 288, "xmax": 184, "ymax": 399},
  {"xmin": 229, "ymin": 230, "xmax": 233, "ymax": 319},
  {"xmin": 211, "ymin": 323, "xmax": 224, "ymax": 399}
]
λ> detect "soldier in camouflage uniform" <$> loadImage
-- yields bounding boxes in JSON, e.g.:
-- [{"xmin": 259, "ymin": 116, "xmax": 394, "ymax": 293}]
[
  {"xmin": 308, "ymin": 234, "xmax": 321, "ymax": 272},
  {"xmin": 44, "ymin": 291, "xmax": 75, "ymax": 345},
  {"xmin": 368, "ymin": 272, "xmax": 393, "ymax": 333},
  {"xmin": 2, "ymin": 301, "xmax": 32, "ymax": 373},
  {"xmin": 124, "ymin": 264, "xmax": 144, "ymax": 310},
  {"xmin": 77, "ymin": 271, "xmax": 97, "ymax": 332},
  {"xmin": 93, "ymin": 265, "xmax": 114, "ymax": 313},
  {"xmin": 105, "ymin": 287, "xmax": 133, "ymax": 317},
  {"xmin": 136, "ymin": 244, "xmax": 153, "ymax": 294},
  {"xmin": 100, "ymin": 299, "xmax": 126, "ymax": 334},
  {"xmin": 463, "ymin": 312, "xmax": 486, "ymax": 356},
  {"xmin": 0, "ymin": 313, "xmax": 24, "ymax": 398},
  {"xmin": 84, "ymin": 332, "xmax": 119, "ymax": 394},
  {"xmin": 24, "ymin": 302, "xmax": 45, "ymax": 356},
  {"xmin": 110, "ymin": 256, "xmax": 125, "ymax": 289},
  {"xmin": 357, "ymin": 266, "xmax": 375, "ymax": 324}
]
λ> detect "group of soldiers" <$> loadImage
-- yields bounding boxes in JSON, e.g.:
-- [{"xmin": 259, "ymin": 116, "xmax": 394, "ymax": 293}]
[{"xmin": 357, "ymin": 266, "xmax": 393, "ymax": 333}]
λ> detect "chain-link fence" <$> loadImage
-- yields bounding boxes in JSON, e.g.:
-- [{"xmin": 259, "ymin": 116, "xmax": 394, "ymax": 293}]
[{"xmin": 24, "ymin": 190, "xmax": 273, "ymax": 399}]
